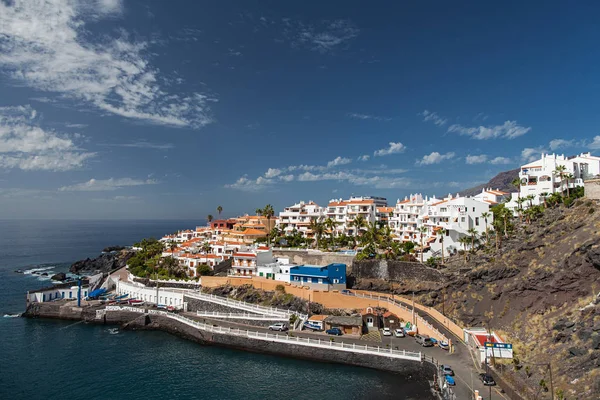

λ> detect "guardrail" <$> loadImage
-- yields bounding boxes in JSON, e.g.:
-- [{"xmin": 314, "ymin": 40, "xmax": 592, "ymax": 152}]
[
  {"xmin": 105, "ymin": 305, "xmax": 146, "ymax": 313},
  {"xmin": 135, "ymin": 309, "xmax": 422, "ymax": 362},
  {"xmin": 196, "ymin": 311, "xmax": 287, "ymax": 320},
  {"xmin": 185, "ymin": 292, "xmax": 308, "ymax": 320}
]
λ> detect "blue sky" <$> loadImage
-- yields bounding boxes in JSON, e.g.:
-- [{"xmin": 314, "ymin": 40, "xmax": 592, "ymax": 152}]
[{"xmin": 1, "ymin": 0, "xmax": 600, "ymax": 219}]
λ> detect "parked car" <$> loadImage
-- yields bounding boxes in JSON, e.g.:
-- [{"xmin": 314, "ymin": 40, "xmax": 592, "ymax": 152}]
[
  {"xmin": 479, "ymin": 373, "xmax": 496, "ymax": 386},
  {"xmin": 406, "ymin": 329, "xmax": 417, "ymax": 336},
  {"xmin": 394, "ymin": 328, "xmax": 405, "ymax": 338},
  {"xmin": 415, "ymin": 334, "xmax": 434, "ymax": 347},
  {"xmin": 268, "ymin": 323, "xmax": 288, "ymax": 331},
  {"xmin": 382, "ymin": 327, "xmax": 392, "ymax": 336},
  {"xmin": 438, "ymin": 341, "xmax": 449, "ymax": 350},
  {"xmin": 341, "ymin": 289, "xmax": 353, "ymax": 295},
  {"xmin": 445, "ymin": 375, "xmax": 456, "ymax": 386},
  {"xmin": 326, "ymin": 327, "xmax": 343, "ymax": 336},
  {"xmin": 440, "ymin": 365, "xmax": 454, "ymax": 376},
  {"xmin": 429, "ymin": 337, "xmax": 438, "ymax": 345}
]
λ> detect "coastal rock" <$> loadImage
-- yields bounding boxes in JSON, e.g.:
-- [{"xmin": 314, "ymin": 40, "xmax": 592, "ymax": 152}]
[
  {"xmin": 51, "ymin": 272, "xmax": 67, "ymax": 281},
  {"xmin": 70, "ymin": 249, "xmax": 135, "ymax": 275}
]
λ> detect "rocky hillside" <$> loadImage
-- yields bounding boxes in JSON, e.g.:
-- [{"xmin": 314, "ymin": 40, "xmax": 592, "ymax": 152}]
[
  {"xmin": 459, "ymin": 168, "xmax": 519, "ymax": 197},
  {"xmin": 427, "ymin": 200, "xmax": 600, "ymax": 398},
  {"xmin": 70, "ymin": 249, "xmax": 135, "ymax": 275}
]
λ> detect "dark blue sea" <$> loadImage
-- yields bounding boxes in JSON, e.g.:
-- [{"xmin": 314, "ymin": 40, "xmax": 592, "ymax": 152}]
[{"xmin": 0, "ymin": 219, "xmax": 432, "ymax": 400}]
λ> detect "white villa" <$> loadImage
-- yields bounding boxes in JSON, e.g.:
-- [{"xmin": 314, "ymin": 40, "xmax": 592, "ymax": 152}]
[
  {"xmin": 230, "ymin": 247, "xmax": 275, "ymax": 276},
  {"xmin": 506, "ymin": 152, "xmax": 600, "ymax": 210},
  {"xmin": 325, "ymin": 196, "xmax": 388, "ymax": 236}
]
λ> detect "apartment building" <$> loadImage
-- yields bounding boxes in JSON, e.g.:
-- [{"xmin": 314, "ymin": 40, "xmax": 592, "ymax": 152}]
[
  {"xmin": 326, "ymin": 196, "xmax": 388, "ymax": 236},
  {"xmin": 277, "ymin": 200, "xmax": 326, "ymax": 238}
]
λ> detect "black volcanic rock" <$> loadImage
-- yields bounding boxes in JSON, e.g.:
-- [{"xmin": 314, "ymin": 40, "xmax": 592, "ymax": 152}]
[
  {"xmin": 51, "ymin": 272, "xmax": 67, "ymax": 281},
  {"xmin": 102, "ymin": 245, "xmax": 126, "ymax": 253},
  {"xmin": 459, "ymin": 168, "xmax": 520, "ymax": 197},
  {"xmin": 70, "ymin": 249, "xmax": 135, "ymax": 275}
]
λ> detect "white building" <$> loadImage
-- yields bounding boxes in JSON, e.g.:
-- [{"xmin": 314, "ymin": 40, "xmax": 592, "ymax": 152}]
[
  {"xmin": 230, "ymin": 247, "xmax": 276, "ymax": 276},
  {"xmin": 506, "ymin": 152, "xmax": 600, "ymax": 210},
  {"xmin": 472, "ymin": 188, "xmax": 511, "ymax": 207},
  {"xmin": 277, "ymin": 200, "xmax": 326, "ymax": 238},
  {"xmin": 326, "ymin": 196, "xmax": 388, "ymax": 236}
]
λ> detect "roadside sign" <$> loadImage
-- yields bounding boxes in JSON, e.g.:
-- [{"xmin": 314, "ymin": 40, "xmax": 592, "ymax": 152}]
[
  {"xmin": 484, "ymin": 342, "xmax": 513, "ymax": 359},
  {"xmin": 484, "ymin": 342, "xmax": 512, "ymax": 349}
]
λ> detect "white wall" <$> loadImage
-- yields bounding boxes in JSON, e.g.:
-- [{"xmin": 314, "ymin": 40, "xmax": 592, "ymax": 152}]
[{"xmin": 116, "ymin": 280, "xmax": 186, "ymax": 307}]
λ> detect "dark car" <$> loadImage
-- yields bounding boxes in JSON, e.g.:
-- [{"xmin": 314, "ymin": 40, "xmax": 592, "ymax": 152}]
[
  {"xmin": 326, "ymin": 328, "xmax": 343, "ymax": 336},
  {"xmin": 440, "ymin": 365, "xmax": 454, "ymax": 376},
  {"xmin": 479, "ymin": 373, "xmax": 496, "ymax": 386}
]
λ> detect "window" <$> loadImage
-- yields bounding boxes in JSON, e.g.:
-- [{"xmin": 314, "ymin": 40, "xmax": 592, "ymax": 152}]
[
  {"xmin": 307, "ymin": 277, "xmax": 312, "ymax": 283},
  {"xmin": 333, "ymin": 279, "xmax": 340, "ymax": 284},
  {"xmin": 294, "ymin": 276, "xmax": 300, "ymax": 281},
  {"xmin": 461, "ymin": 217, "xmax": 465, "ymax": 222},
  {"xmin": 446, "ymin": 230, "xmax": 449, "ymax": 236},
  {"xmin": 318, "ymin": 278, "xmax": 323, "ymax": 284},
  {"xmin": 472, "ymin": 207, "xmax": 475, "ymax": 212},
  {"xmin": 475, "ymin": 217, "xmax": 479, "ymax": 226}
]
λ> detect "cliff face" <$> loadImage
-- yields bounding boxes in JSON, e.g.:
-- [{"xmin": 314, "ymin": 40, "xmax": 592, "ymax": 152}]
[
  {"xmin": 70, "ymin": 249, "xmax": 135, "ymax": 275},
  {"xmin": 459, "ymin": 168, "xmax": 519, "ymax": 197},
  {"xmin": 429, "ymin": 200, "xmax": 600, "ymax": 398}
]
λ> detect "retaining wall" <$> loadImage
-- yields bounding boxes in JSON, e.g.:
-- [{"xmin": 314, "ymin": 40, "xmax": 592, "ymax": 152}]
[
  {"xmin": 272, "ymin": 250, "xmax": 356, "ymax": 272},
  {"xmin": 184, "ymin": 295, "xmax": 263, "ymax": 314},
  {"xmin": 351, "ymin": 259, "xmax": 443, "ymax": 282}
]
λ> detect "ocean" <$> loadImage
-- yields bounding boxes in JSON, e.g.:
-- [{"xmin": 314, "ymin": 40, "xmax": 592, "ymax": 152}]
[{"xmin": 0, "ymin": 219, "xmax": 433, "ymax": 400}]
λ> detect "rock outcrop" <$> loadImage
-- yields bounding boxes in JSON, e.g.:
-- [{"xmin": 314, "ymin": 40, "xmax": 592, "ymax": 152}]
[{"xmin": 70, "ymin": 249, "xmax": 135, "ymax": 275}]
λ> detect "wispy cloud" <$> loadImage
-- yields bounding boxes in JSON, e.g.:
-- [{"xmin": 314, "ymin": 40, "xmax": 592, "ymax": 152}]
[
  {"xmin": 0, "ymin": 105, "xmax": 94, "ymax": 171},
  {"xmin": 59, "ymin": 177, "xmax": 158, "ymax": 192},
  {"xmin": 358, "ymin": 155, "xmax": 370, "ymax": 161},
  {"xmin": 91, "ymin": 195, "xmax": 141, "ymax": 203},
  {"xmin": 65, "ymin": 123, "xmax": 88, "ymax": 129},
  {"xmin": 348, "ymin": 113, "xmax": 392, "ymax": 122},
  {"xmin": 105, "ymin": 141, "xmax": 174, "ymax": 150},
  {"xmin": 465, "ymin": 154, "xmax": 512, "ymax": 165},
  {"xmin": 327, "ymin": 156, "xmax": 351, "ymax": 168},
  {"xmin": 589, "ymin": 136, "xmax": 600, "ymax": 150},
  {"xmin": 417, "ymin": 151, "xmax": 456, "ymax": 165},
  {"xmin": 420, "ymin": 110, "xmax": 447, "ymax": 126},
  {"xmin": 448, "ymin": 121, "xmax": 531, "ymax": 140},
  {"xmin": 374, "ymin": 142, "xmax": 406, "ymax": 157},
  {"xmin": 0, "ymin": 0, "xmax": 213, "ymax": 129},
  {"xmin": 521, "ymin": 147, "xmax": 545, "ymax": 162},
  {"xmin": 289, "ymin": 19, "xmax": 359, "ymax": 53},
  {"xmin": 548, "ymin": 138, "xmax": 585, "ymax": 151}
]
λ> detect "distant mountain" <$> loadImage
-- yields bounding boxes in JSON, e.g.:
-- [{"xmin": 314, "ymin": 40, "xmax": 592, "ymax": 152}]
[{"xmin": 459, "ymin": 168, "xmax": 520, "ymax": 197}]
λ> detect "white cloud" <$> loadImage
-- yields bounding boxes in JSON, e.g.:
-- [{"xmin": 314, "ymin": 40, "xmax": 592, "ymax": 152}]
[
  {"xmin": 0, "ymin": 105, "xmax": 94, "ymax": 171},
  {"xmin": 327, "ymin": 156, "xmax": 351, "ymax": 168},
  {"xmin": 374, "ymin": 142, "xmax": 406, "ymax": 157},
  {"xmin": 465, "ymin": 154, "xmax": 488, "ymax": 164},
  {"xmin": 348, "ymin": 113, "xmax": 391, "ymax": 122},
  {"xmin": 0, "ymin": 0, "xmax": 213, "ymax": 129},
  {"xmin": 448, "ymin": 121, "xmax": 531, "ymax": 140},
  {"xmin": 521, "ymin": 147, "xmax": 545, "ymax": 162},
  {"xmin": 278, "ymin": 174, "xmax": 294, "ymax": 182},
  {"xmin": 417, "ymin": 151, "xmax": 456, "ymax": 165},
  {"xmin": 92, "ymin": 195, "xmax": 141, "ymax": 203},
  {"xmin": 589, "ymin": 136, "xmax": 600, "ymax": 150},
  {"xmin": 549, "ymin": 138, "xmax": 578, "ymax": 150},
  {"xmin": 421, "ymin": 110, "xmax": 447, "ymax": 126},
  {"xmin": 358, "ymin": 155, "xmax": 370, "ymax": 161},
  {"xmin": 65, "ymin": 123, "xmax": 88, "ymax": 129},
  {"xmin": 107, "ymin": 141, "xmax": 174, "ymax": 150},
  {"xmin": 59, "ymin": 178, "xmax": 158, "ymax": 192},
  {"xmin": 490, "ymin": 156, "xmax": 512, "ymax": 165},
  {"xmin": 264, "ymin": 168, "xmax": 282, "ymax": 178},
  {"xmin": 292, "ymin": 19, "xmax": 359, "ymax": 53}
]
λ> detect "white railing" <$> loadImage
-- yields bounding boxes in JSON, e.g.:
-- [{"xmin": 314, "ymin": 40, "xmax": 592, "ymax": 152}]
[
  {"xmin": 341, "ymin": 291, "xmax": 450, "ymax": 343},
  {"xmin": 196, "ymin": 311, "xmax": 287, "ymax": 320},
  {"xmin": 185, "ymin": 292, "xmax": 307, "ymax": 320},
  {"xmin": 108, "ymin": 308, "xmax": 421, "ymax": 362},
  {"xmin": 105, "ymin": 305, "xmax": 146, "ymax": 313}
]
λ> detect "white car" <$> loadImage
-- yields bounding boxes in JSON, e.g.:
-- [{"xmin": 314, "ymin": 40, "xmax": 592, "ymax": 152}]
[
  {"xmin": 268, "ymin": 323, "xmax": 288, "ymax": 331},
  {"xmin": 382, "ymin": 327, "xmax": 392, "ymax": 336},
  {"xmin": 394, "ymin": 328, "xmax": 405, "ymax": 338}
]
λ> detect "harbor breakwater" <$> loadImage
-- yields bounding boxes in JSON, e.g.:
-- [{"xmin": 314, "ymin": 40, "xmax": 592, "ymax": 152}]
[{"xmin": 23, "ymin": 301, "xmax": 436, "ymax": 380}]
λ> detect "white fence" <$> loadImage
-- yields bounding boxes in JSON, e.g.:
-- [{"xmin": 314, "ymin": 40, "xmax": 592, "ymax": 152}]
[
  {"xmin": 196, "ymin": 311, "xmax": 287, "ymax": 320},
  {"xmin": 109, "ymin": 308, "xmax": 422, "ymax": 362},
  {"xmin": 105, "ymin": 305, "xmax": 146, "ymax": 313},
  {"xmin": 185, "ymin": 291, "xmax": 308, "ymax": 320}
]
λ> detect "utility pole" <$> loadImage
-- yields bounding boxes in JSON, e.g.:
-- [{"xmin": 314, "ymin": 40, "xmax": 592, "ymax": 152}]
[
  {"xmin": 155, "ymin": 265, "xmax": 159, "ymax": 306},
  {"xmin": 412, "ymin": 291, "xmax": 415, "ymax": 326},
  {"xmin": 548, "ymin": 363, "xmax": 554, "ymax": 400}
]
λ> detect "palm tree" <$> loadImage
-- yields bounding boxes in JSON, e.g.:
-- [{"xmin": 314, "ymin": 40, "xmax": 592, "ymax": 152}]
[
  {"xmin": 438, "ymin": 228, "xmax": 447, "ymax": 264},
  {"xmin": 565, "ymin": 173, "xmax": 574, "ymax": 198},
  {"xmin": 324, "ymin": 217, "xmax": 336, "ymax": 249},
  {"xmin": 351, "ymin": 215, "xmax": 367, "ymax": 237},
  {"xmin": 259, "ymin": 204, "xmax": 275, "ymax": 246},
  {"xmin": 467, "ymin": 228, "xmax": 478, "ymax": 252},
  {"xmin": 516, "ymin": 198, "xmax": 526, "ymax": 223},
  {"xmin": 418, "ymin": 226, "xmax": 428, "ymax": 263},
  {"xmin": 492, "ymin": 219, "xmax": 503, "ymax": 251},
  {"xmin": 511, "ymin": 177, "xmax": 521, "ymax": 203},
  {"xmin": 526, "ymin": 194, "xmax": 535, "ymax": 209},
  {"xmin": 202, "ymin": 241, "xmax": 211, "ymax": 254},
  {"xmin": 207, "ymin": 214, "xmax": 213, "ymax": 224},
  {"xmin": 217, "ymin": 205, "xmax": 223, "ymax": 218},
  {"xmin": 458, "ymin": 236, "xmax": 470, "ymax": 264},
  {"xmin": 480, "ymin": 212, "xmax": 491, "ymax": 244},
  {"xmin": 553, "ymin": 165, "xmax": 568, "ymax": 196},
  {"xmin": 168, "ymin": 240, "xmax": 178, "ymax": 260},
  {"xmin": 539, "ymin": 192, "xmax": 549, "ymax": 208},
  {"xmin": 309, "ymin": 217, "xmax": 324, "ymax": 248}
]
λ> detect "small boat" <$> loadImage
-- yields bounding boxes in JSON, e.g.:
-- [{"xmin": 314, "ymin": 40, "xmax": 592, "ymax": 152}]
[
  {"xmin": 129, "ymin": 299, "xmax": 143, "ymax": 305},
  {"xmin": 114, "ymin": 294, "xmax": 128, "ymax": 300}
]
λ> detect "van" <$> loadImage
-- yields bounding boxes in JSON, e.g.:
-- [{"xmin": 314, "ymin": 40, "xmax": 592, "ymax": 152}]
[{"xmin": 415, "ymin": 334, "xmax": 434, "ymax": 347}]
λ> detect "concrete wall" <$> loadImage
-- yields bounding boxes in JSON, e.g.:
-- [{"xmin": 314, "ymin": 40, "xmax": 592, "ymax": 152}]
[
  {"xmin": 351, "ymin": 260, "xmax": 443, "ymax": 282},
  {"xmin": 585, "ymin": 178, "xmax": 600, "ymax": 200},
  {"xmin": 137, "ymin": 314, "xmax": 436, "ymax": 377},
  {"xmin": 272, "ymin": 250, "xmax": 355, "ymax": 272},
  {"xmin": 116, "ymin": 280, "xmax": 186, "ymax": 307},
  {"xmin": 184, "ymin": 295, "xmax": 263, "ymax": 314}
]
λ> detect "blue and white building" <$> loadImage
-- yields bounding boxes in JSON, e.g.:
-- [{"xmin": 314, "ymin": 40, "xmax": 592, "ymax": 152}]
[{"xmin": 289, "ymin": 263, "xmax": 347, "ymax": 291}]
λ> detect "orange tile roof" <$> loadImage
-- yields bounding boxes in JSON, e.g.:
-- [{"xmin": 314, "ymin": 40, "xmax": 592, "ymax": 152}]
[
  {"xmin": 377, "ymin": 207, "xmax": 394, "ymax": 213},
  {"xmin": 397, "ymin": 199, "xmax": 410, "ymax": 204},
  {"xmin": 383, "ymin": 311, "xmax": 397, "ymax": 318},
  {"xmin": 432, "ymin": 200, "xmax": 447, "ymax": 206},
  {"xmin": 308, "ymin": 314, "xmax": 328, "ymax": 321},
  {"xmin": 484, "ymin": 200, "xmax": 498, "ymax": 204},
  {"xmin": 347, "ymin": 199, "xmax": 374, "ymax": 205},
  {"xmin": 241, "ymin": 228, "xmax": 267, "ymax": 235},
  {"xmin": 233, "ymin": 252, "xmax": 256, "ymax": 258}
]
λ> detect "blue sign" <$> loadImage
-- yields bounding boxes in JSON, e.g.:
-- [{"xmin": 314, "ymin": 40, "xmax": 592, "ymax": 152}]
[{"xmin": 484, "ymin": 342, "xmax": 512, "ymax": 349}]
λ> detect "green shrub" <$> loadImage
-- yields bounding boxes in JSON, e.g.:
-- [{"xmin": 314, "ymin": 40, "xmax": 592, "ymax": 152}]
[
  {"xmin": 589, "ymin": 207, "xmax": 595, "ymax": 214},
  {"xmin": 275, "ymin": 284, "xmax": 285, "ymax": 292}
]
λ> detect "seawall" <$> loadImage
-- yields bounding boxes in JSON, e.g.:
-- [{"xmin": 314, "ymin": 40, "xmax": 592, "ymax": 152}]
[{"xmin": 22, "ymin": 302, "xmax": 435, "ymax": 379}]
